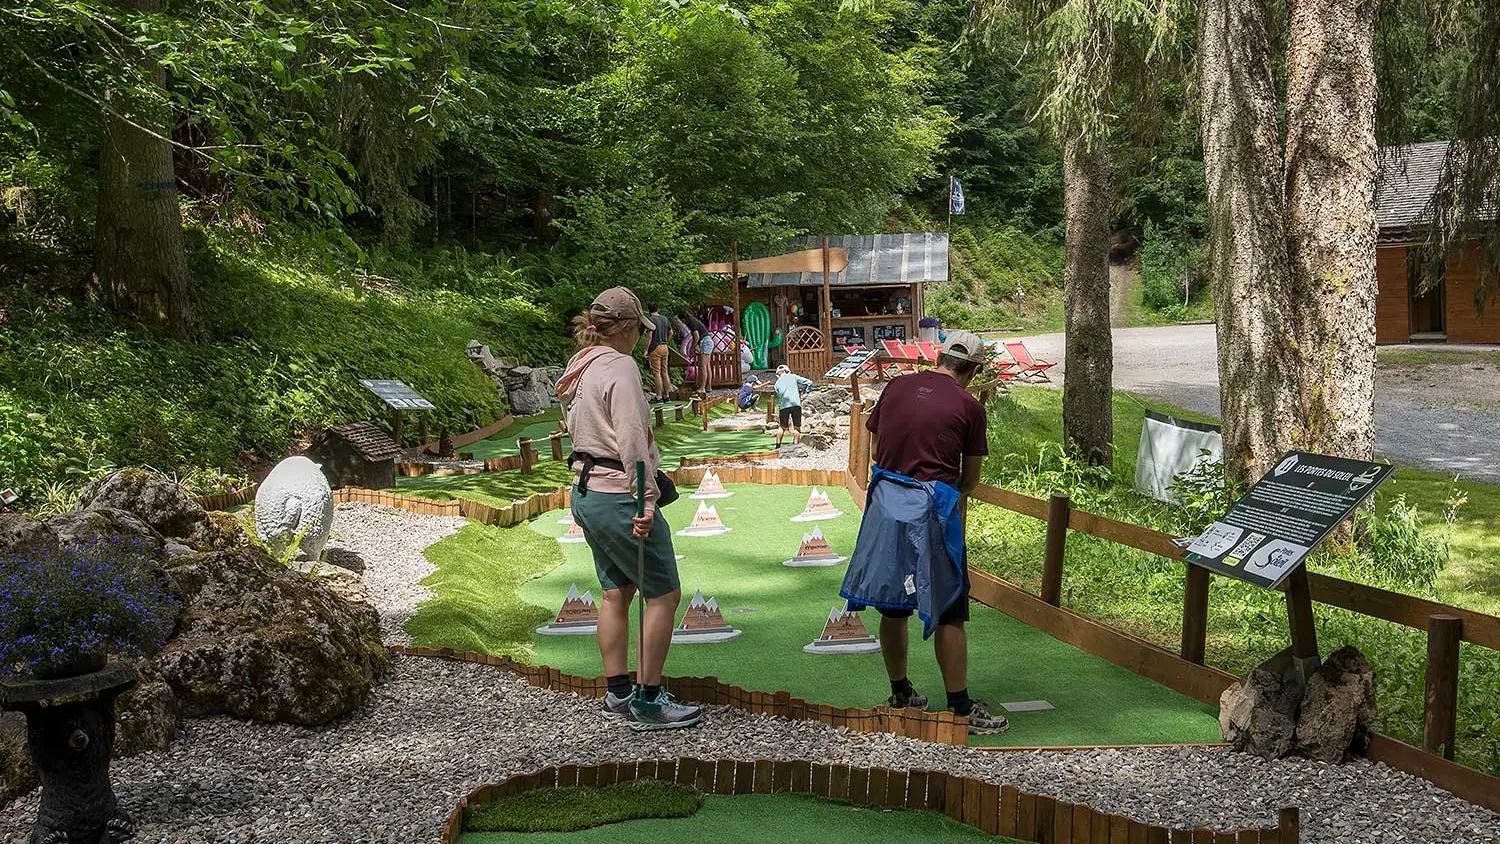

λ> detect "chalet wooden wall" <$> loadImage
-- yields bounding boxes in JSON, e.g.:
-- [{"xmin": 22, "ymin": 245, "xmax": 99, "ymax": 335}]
[
  {"xmin": 1444, "ymin": 244, "xmax": 1500, "ymax": 343},
  {"xmin": 1375, "ymin": 245, "xmax": 1410, "ymax": 343}
]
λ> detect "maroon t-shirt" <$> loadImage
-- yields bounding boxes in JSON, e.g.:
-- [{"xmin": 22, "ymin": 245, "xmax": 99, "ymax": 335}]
[{"xmin": 867, "ymin": 371, "xmax": 988, "ymax": 485}]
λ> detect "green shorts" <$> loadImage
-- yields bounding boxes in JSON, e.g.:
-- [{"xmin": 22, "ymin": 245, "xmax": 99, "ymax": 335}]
[{"xmin": 571, "ymin": 488, "xmax": 680, "ymax": 599}]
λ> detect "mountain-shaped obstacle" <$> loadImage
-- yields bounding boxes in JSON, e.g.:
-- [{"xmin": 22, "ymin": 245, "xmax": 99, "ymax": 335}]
[
  {"xmin": 535, "ymin": 583, "xmax": 599, "ymax": 636},
  {"xmin": 677, "ymin": 502, "xmax": 732, "ymax": 537},
  {"xmin": 791, "ymin": 488, "xmax": 843, "ymax": 522},
  {"xmin": 783, "ymin": 526, "xmax": 847, "ymax": 567},
  {"xmin": 803, "ymin": 606, "xmax": 880, "ymax": 654},
  {"xmin": 558, "ymin": 521, "xmax": 587, "ymax": 544},
  {"xmin": 672, "ymin": 589, "xmax": 742, "ymax": 643},
  {"xmin": 690, "ymin": 470, "xmax": 734, "ymax": 500}
]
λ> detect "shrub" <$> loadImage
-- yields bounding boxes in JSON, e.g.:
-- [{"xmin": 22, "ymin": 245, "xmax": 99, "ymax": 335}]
[
  {"xmin": 1139, "ymin": 224, "xmax": 1207, "ymax": 313},
  {"xmin": 0, "ymin": 536, "xmax": 178, "ymax": 679}
]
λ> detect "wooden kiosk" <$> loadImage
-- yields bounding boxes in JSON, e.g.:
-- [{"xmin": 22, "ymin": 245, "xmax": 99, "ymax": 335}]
[{"xmin": 701, "ymin": 232, "xmax": 949, "ymax": 381}]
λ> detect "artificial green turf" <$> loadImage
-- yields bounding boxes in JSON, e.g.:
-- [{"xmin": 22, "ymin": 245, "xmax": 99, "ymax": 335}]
[
  {"xmin": 461, "ymin": 410, "xmax": 566, "ymax": 460},
  {"xmin": 405, "ymin": 521, "xmax": 560, "ymax": 659},
  {"xmin": 396, "ymin": 461, "xmax": 577, "ymax": 509},
  {"xmin": 395, "ymin": 404, "xmax": 775, "ymax": 508},
  {"xmin": 466, "ymin": 782, "xmax": 702, "ymax": 833},
  {"xmin": 460, "ymin": 793, "xmax": 1025, "ymax": 844},
  {"xmin": 520, "ymin": 483, "xmax": 1222, "ymax": 748}
]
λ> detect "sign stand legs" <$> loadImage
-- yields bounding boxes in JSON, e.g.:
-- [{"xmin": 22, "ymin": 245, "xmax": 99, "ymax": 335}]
[{"xmin": 1284, "ymin": 566, "xmax": 1321, "ymax": 677}]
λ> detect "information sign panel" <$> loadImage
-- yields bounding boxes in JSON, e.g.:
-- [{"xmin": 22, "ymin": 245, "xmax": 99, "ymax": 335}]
[
  {"xmin": 358, "ymin": 379, "xmax": 436, "ymax": 410},
  {"xmin": 824, "ymin": 349, "xmax": 878, "ymax": 380},
  {"xmin": 1183, "ymin": 452, "xmax": 1393, "ymax": 588}
]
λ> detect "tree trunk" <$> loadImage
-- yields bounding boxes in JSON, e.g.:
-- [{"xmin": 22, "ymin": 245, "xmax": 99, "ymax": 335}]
[
  {"xmin": 1284, "ymin": 0, "xmax": 1379, "ymax": 462},
  {"xmin": 1198, "ymin": 0, "xmax": 1302, "ymax": 484},
  {"xmin": 92, "ymin": 0, "xmax": 196, "ymax": 337},
  {"xmin": 1061, "ymin": 136, "xmax": 1115, "ymax": 466}
]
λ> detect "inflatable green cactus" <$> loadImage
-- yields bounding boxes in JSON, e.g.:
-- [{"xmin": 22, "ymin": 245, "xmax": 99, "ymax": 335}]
[{"xmin": 743, "ymin": 302, "xmax": 772, "ymax": 369}]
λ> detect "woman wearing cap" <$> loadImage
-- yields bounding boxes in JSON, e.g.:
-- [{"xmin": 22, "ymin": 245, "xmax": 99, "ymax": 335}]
[{"xmin": 555, "ymin": 287, "xmax": 703, "ymax": 732}]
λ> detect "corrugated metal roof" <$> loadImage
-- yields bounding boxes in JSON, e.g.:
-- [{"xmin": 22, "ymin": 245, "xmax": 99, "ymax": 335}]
[{"xmin": 742, "ymin": 233, "xmax": 948, "ymax": 288}]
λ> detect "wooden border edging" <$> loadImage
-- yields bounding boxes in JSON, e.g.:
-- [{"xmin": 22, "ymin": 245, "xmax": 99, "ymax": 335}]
[
  {"xmin": 404, "ymin": 414, "xmax": 515, "ymax": 458},
  {"xmin": 968, "ymin": 569, "xmax": 1240, "ymax": 707},
  {"xmin": 440, "ymin": 758, "xmax": 1296, "ymax": 844},
  {"xmin": 390, "ymin": 645, "xmax": 968, "ymax": 747}
]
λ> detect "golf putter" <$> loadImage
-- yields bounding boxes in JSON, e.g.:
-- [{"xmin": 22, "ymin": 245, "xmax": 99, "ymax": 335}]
[{"xmin": 634, "ymin": 460, "xmax": 647, "ymax": 695}]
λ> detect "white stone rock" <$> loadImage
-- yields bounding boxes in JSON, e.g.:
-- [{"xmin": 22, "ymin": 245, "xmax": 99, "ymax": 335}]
[{"xmin": 254, "ymin": 456, "xmax": 335, "ymax": 562}]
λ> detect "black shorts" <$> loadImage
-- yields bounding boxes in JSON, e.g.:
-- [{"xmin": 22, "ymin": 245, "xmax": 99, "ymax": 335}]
[
  {"xmin": 876, "ymin": 570, "xmax": 971, "ymax": 626},
  {"xmin": 779, "ymin": 405, "xmax": 802, "ymax": 429}
]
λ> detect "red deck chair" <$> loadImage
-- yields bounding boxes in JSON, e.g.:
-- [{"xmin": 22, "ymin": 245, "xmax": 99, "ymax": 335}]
[
  {"xmin": 915, "ymin": 340, "xmax": 941, "ymax": 363},
  {"xmin": 880, "ymin": 339, "xmax": 920, "ymax": 376},
  {"xmin": 1003, "ymin": 340, "xmax": 1057, "ymax": 383}
]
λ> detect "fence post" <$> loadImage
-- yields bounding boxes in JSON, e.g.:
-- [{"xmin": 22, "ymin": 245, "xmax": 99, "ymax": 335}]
[
  {"xmin": 655, "ymin": 407, "xmax": 665, "ymax": 428},
  {"xmin": 1277, "ymin": 807, "xmax": 1301, "ymax": 843},
  {"xmin": 847, "ymin": 401, "xmax": 864, "ymax": 478},
  {"xmin": 1423, "ymin": 613, "xmax": 1462, "ymax": 760},
  {"xmin": 550, "ymin": 435, "xmax": 564, "ymax": 462},
  {"xmin": 518, "ymin": 439, "xmax": 535, "ymax": 475},
  {"xmin": 702, "ymin": 399, "xmax": 711, "ymax": 431},
  {"xmin": 1181, "ymin": 564, "xmax": 1211, "ymax": 665},
  {"xmin": 849, "ymin": 372, "xmax": 862, "ymax": 403},
  {"xmin": 1040, "ymin": 494, "xmax": 1070, "ymax": 606}
]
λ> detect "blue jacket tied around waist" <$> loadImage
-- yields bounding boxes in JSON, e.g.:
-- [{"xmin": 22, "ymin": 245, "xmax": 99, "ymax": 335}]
[{"xmin": 839, "ymin": 466, "xmax": 966, "ymax": 639}]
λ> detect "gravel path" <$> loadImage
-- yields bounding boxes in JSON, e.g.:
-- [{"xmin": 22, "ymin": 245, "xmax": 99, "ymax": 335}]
[
  {"xmin": 1012, "ymin": 325, "xmax": 1500, "ymax": 481},
  {"xmin": 1, "ymin": 656, "xmax": 1492, "ymax": 844},
  {"xmin": 324, "ymin": 503, "xmax": 469, "ymax": 645}
]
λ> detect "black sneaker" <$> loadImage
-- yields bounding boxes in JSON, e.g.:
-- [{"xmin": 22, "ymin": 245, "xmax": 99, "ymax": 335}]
[
  {"xmin": 888, "ymin": 687, "xmax": 929, "ymax": 709},
  {"xmin": 628, "ymin": 688, "xmax": 703, "ymax": 732},
  {"xmin": 959, "ymin": 700, "xmax": 1009, "ymax": 734}
]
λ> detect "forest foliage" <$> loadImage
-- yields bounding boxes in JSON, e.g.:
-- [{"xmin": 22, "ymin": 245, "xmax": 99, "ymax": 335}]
[{"xmin": 0, "ymin": 0, "xmax": 1482, "ymax": 502}]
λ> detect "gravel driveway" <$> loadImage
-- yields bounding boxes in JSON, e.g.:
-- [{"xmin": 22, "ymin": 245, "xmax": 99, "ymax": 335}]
[{"xmin": 1009, "ymin": 325, "xmax": 1500, "ymax": 482}]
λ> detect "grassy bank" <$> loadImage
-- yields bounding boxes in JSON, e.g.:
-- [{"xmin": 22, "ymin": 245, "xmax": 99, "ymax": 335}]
[
  {"xmin": 0, "ymin": 233, "xmax": 558, "ymax": 510},
  {"xmin": 974, "ymin": 386, "xmax": 1500, "ymax": 772}
]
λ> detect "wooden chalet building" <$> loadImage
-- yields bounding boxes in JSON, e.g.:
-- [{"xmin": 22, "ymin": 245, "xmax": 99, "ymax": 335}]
[{"xmin": 1375, "ymin": 141, "xmax": 1499, "ymax": 344}]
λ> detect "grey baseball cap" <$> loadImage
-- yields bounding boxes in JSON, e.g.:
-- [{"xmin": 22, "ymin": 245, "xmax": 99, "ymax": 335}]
[{"xmin": 941, "ymin": 330, "xmax": 992, "ymax": 362}]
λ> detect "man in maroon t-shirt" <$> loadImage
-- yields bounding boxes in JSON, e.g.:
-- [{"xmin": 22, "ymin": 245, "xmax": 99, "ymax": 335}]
[{"xmin": 861, "ymin": 329, "xmax": 1007, "ymax": 733}]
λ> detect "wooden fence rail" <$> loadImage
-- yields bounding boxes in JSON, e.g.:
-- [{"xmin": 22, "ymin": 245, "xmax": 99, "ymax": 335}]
[
  {"xmin": 845, "ymin": 428, "xmax": 1500, "ymax": 811},
  {"xmin": 442, "ymin": 757, "xmax": 1299, "ymax": 844}
]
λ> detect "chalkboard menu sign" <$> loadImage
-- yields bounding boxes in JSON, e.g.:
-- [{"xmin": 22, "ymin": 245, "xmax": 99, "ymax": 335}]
[
  {"xmin": 831, "ymin": 325, "xmax": 866, "ymax": 350},
  {"xmin": 1184, "ymin": 452, "xmax": 1393, "ymax": 588},
  {"xmin": 872, "ymin": 323, "xmax": 907, "ymax": 342}
]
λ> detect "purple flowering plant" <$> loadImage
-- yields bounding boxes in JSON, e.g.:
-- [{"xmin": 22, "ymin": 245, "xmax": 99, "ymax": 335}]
[{"xmin": 0, "ymin": 536, "xmax": 177, "ymax": 680}]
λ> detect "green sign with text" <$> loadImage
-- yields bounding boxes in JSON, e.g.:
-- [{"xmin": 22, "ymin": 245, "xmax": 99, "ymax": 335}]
[{"xmin": 1183, "ymin": 452, "xmax": 1393, "ymax": 588}]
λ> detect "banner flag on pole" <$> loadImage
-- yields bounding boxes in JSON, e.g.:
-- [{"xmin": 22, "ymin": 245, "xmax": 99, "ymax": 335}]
[{"xmin": 950, "ymin": 176, "xmax": 966, "ymax": 215}]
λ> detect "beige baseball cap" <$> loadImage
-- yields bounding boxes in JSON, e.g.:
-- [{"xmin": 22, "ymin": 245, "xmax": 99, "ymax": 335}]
[
  {"xmin": 589, "ymin": 287, "xmax": 654, "ymax": 331},
  {"xmin": 940, "ymin": 330, "xmax": 992, "ymax": 362}
]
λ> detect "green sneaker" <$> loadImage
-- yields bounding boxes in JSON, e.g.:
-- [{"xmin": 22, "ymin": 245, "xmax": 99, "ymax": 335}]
[{"xmin": 627, "ymin": 688, "xmax": 703, "ymax": 732}]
